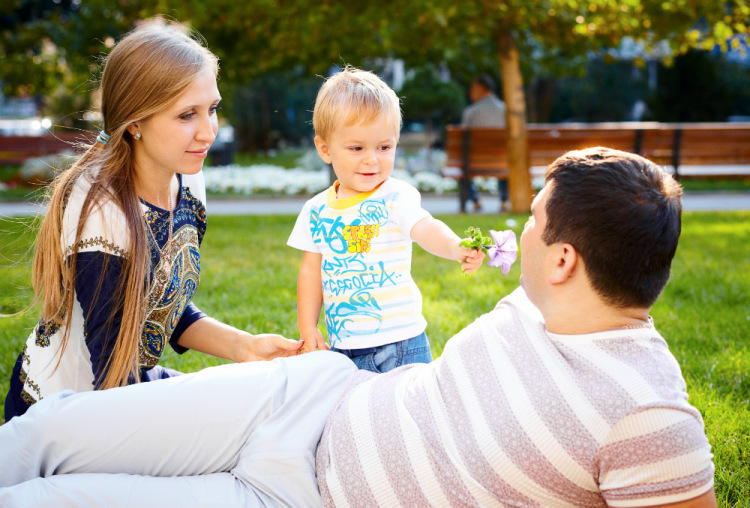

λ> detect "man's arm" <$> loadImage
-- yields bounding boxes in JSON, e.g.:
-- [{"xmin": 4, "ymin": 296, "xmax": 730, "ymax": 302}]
[{"xmin": 297, "ymin": 250, "xmax": 328, "ymax": 353}]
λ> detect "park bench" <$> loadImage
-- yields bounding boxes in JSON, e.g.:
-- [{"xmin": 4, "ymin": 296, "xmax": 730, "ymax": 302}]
[
  {"xmin": 639, "ymin": 123, "xmax": 750, "ymax": 179},
  {"xmin": 0, "ymin": 132, "xmax": 93, "ymax": 165},
  {"xmin": 445, "ymin": 122, "xmax": 750, "ymax": 212}
]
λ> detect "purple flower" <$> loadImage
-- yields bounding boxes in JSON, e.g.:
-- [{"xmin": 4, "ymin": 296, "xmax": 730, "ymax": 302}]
[{"xmin": 486, "ymin": 229, "xmax": 518, "ymax": 275}]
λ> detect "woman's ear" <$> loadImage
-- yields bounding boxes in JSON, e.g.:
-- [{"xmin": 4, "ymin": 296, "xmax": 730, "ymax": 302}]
[
  {"xmin": 314, "ymin": 135, "xmax": 332, "ymax": 164},
  {"xmin": 126, "ymin": 123, "xmax": 140, "ymax": 136},
  {"xmin": 548, "ymin": 243, "xmax": 578, "ymax": 285}
]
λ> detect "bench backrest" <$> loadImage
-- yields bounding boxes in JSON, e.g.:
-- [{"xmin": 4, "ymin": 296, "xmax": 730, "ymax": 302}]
[
  {"xmin": 445, "ymin": 127, "xmax": 509, "ymax": 177},
  {"xmin": 0, "ymin": 132, "xmax": 93, "ymax": 164},
  {"xmin": 641, "ymin": 124, "xmax": 750, "ymax": 167},
  {"xmin": 526, "ymin": 123, "xmax": 649, "ymax": 167},
  {"xmin": 446, "ymin": 122, "xmax": 750, "ymax": 178}
]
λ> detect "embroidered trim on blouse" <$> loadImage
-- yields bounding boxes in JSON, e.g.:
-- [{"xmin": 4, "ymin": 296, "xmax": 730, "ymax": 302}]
[
  {"xmin": 65, "ymin": 236, "xmax": 128, "ymax": 259},
  {"xmin": 20, "ymin": 347, "xmax": 41, "ymax": 404},
  {"xmin": 34, "ymin": 319, "xmax": 61, "ymax": 348}
]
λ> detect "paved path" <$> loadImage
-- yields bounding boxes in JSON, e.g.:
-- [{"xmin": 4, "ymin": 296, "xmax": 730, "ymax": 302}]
[{"xmin": 1, "ymin": 192, "xmax": 748, "ymax": 217}]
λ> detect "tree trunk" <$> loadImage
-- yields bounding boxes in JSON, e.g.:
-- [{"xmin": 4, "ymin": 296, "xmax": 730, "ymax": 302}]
[
  {"xmin": 424, "ymin": 114, "xmax": 433, "ymax": 171},
  {"xmin": 261, "ymin": 86, "xmax": 272, "ymax": 152},
  {"xmin": 495, "ymin": 23, "xmax": 533, "ymax": 213}
]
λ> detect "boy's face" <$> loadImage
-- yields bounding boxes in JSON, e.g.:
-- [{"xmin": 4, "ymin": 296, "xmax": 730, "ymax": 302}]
[{"xmin": 314, "ymin": 114, "xmax": 397, "ymax": 199}]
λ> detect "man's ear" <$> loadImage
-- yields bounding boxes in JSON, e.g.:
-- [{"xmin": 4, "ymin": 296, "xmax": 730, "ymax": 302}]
[
  {"xmin": 548, "ymin": 243, "xmax": 578, "ymax": 284},
  {"xmin": 314, "ymin": 135, "xmax": 332, "ymax": 164}
]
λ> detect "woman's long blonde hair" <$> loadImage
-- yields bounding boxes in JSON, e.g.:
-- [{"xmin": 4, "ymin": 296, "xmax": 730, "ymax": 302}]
[{"xmin": 34, "ymin": 20, "xmax": 218, "ymax": 390}]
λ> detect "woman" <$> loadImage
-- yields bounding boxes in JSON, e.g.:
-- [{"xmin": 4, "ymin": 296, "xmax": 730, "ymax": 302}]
[{"xmin": 4, "ymin": 20, "xmax": 302, "ymax": 421}]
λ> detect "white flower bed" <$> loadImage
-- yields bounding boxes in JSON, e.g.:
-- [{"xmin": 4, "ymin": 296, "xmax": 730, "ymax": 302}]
[
  {"xmin": 202, "ymin": 164, "xmax": 330, "ymax": 195},
  {"xmin": 202, "ymin": 149, "xmax": 501, "ymax": 196}
]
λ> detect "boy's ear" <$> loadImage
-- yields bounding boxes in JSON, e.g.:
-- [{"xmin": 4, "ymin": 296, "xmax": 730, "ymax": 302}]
[{"xmin": 314, "ymin": 135, "xmax": 332, "ymax": 164}]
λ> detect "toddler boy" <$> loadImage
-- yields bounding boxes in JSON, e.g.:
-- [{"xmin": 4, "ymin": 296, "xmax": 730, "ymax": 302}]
[{"xmin": 287, "ymin": 67, "xmax": 484, "ymax": 372}]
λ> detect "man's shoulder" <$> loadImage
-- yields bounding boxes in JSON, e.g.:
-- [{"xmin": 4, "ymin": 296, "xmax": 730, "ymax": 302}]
[
  {"xmin": 488, "ymin": 95, "xmax": 506, "ymax": 107},
  {"xmin": 441, "ymin": 288, "xmax": 543, "ymax": 355},
  {"xmin": 491, "ymin": 287, "xmax": 543, "ymax": 323},
  {"xmin": 461, "ymin": 95, "xmax": 506, "ymax": 128},
  {"xmin": 462, "ymin": 100, "xmax": 483, "ymax": 118}
]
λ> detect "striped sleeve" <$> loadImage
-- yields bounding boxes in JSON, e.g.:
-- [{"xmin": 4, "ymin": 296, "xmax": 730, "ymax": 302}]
[{"xmin": 597, "ymin": 407, "xmax": 714, "ymax": 507}]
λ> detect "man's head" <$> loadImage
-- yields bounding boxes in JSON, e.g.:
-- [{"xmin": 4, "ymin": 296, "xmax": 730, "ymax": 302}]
[
  {"xmin": 469, "ymin": 74, "xmax": 496, "ymax": 103},
  {"xmin": 312, "ymin": 67, "xmax": 401, "ymax": 198},
  {"xmin": 522, "ymin": 147, "xmax": 682, "ymax": 310}
]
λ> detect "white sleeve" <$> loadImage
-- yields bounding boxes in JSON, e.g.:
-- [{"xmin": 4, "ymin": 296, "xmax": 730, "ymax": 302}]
[
  {"xmin": 61, "ymin": 175, "xmax": 129, "ymax": 258},
  {"xmin": 287, "ymin": 200, "xmax": 319, "ymax": 253},
  {"xmin": 182, "ymin": 171, "xmax": 207, "ymax": 213},
  {"xmin": 390, "ymin": 179, "xmax": 431, "ymax": 235}
]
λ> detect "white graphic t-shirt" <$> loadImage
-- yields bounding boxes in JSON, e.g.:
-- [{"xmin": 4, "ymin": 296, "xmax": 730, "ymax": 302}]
[{"xmin": 288, "ymin": 177, "xmax": 430, "ymax": 349}]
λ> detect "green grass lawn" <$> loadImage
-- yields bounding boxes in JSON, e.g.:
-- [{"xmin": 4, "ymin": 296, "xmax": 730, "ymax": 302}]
[{"xmin": 0, "ymin": 212, "xmax": 748, "ymax": 504}]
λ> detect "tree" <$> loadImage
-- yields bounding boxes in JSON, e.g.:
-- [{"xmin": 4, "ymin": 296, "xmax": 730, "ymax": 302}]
[
  {"xmin": 382, "ymin": 1, "xmax": 750, "ymax": 211},
  {"xmin": 399, "ymin": 64, "xmax": 465, "ymax": 153},
  {"xmin": 647, "ymin": 49, "xmax": 749, "ymax": 122},
  {"xmin": 0, "ymin": 0, "xmax": 146, "ymax": 121},
  {"xmin": 4, "ymin": 1, "xmax": 748, "ymax": 209}
]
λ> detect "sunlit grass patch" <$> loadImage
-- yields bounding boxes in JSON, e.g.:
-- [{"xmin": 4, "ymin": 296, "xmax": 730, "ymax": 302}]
[{"xmin": 0, "ymin": 211, "xmax": 747, "ymax": 499}]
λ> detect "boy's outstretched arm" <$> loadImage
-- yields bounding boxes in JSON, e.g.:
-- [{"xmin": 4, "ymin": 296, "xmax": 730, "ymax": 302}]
[
  {"xmin": 297, "ymin": 251, "xmax": 330, "ymax": 353},
  {"xmin": 410, "ymin": 217, "xmax": 485, "ymax": 274}
]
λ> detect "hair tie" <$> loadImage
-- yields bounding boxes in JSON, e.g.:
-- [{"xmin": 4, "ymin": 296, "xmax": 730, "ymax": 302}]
[{"xmin": 96, "ymin": 130, "xmax": 110, "ymax": 146}]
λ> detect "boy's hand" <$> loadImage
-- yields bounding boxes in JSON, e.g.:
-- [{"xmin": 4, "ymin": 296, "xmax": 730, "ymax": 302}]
[
  {"xmin": 456, "ymin": 241, "xmax": 486, "ymax": 274},
  {"xmin": 299, "ymin": 327, "xmax": 329, "ymax": 355}
]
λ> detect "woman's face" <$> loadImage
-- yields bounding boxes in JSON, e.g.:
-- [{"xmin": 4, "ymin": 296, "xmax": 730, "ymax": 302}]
[{"xmin": 131, "ymin": 67, "xmax": 221, "ymax": 180}]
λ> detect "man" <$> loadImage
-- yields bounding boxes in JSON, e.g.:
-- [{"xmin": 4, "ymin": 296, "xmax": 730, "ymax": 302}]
[
  {"xmin": 461, "ymin": 74, "xmax": 510, "ymax": 212},
  {"xmin": 1, "ymin": 148, "xmax": 716, "ymax": 507}
]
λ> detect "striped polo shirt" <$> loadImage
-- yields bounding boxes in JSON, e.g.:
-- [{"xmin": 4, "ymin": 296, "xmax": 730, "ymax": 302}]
[{"xmin": 317, "ymin": 288, "xmax": 714, "ymax": 506}]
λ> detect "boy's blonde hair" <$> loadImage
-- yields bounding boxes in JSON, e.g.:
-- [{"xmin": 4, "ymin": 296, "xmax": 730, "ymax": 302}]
[{"xmin": 313, "ymin": 66, "xmax": 401, "ymax": 141}]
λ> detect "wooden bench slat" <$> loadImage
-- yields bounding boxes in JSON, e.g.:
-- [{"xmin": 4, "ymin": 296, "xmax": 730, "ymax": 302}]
[
  {"xmin": 446, "ymin": 123, "xmax": 750, "ymax": 181},
  {"xmin": 0, "ymin": 133, "xmax": 95, "ymax": 165}
]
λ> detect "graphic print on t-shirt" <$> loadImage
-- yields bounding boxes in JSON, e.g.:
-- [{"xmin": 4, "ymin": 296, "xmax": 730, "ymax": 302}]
[{"xmin": 309, "ymin": 198, "xmax": 404, "ymax": 347}]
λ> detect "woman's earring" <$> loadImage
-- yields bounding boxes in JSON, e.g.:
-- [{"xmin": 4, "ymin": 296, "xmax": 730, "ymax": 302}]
[{"xmin": 134, "ymin": 133, "xmax": 141, "ymax": 140}]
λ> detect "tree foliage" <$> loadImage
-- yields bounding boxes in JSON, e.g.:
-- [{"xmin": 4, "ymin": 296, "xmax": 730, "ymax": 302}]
[
  {"xmin": 376, "ymin": 0, "xmax": 749, "ymax": 210},
  {"xmin": 2, "ymin": 1, "xmax": 748, "ymax": 206},
  {"xmin": 4, "ymin": 1, "xmax": 748, "ymax": 98},
  {"xmin": 399, "ymin": 65, "xmax": 465, "ymax": 123},
  {"xmin": 0, "ymin": 0, "xmax": 146, "ymax": 97}
]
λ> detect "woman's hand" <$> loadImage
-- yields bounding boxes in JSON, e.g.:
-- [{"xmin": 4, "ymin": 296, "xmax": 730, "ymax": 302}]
[
  {"xmin": 177, "ymin": 318, "xmax": 303, "ymax": 363},
  {"xmin": 235, "ymin": 332, "xmax": 304, "ymax": 362}
]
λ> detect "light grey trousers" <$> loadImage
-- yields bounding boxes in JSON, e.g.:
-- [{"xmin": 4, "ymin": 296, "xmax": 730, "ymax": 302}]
[{"xmin": 0, "ymin": 351, "xmax": 357, "ymax": 507}]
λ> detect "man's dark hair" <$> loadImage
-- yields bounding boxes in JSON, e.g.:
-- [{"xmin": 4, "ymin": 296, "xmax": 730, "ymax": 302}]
[
  {"xmin": 472, "ymin": 74, "xmax": 496, "ymax": 94},
  {"xmin": 543, "ymin": 147, "xmax": 682, "ymax": 308}
]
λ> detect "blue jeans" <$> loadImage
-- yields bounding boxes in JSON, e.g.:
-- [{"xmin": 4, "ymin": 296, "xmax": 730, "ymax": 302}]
[{"xmin": 332, "ymin": 332, "xmax": 432, "ymax": 373}]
